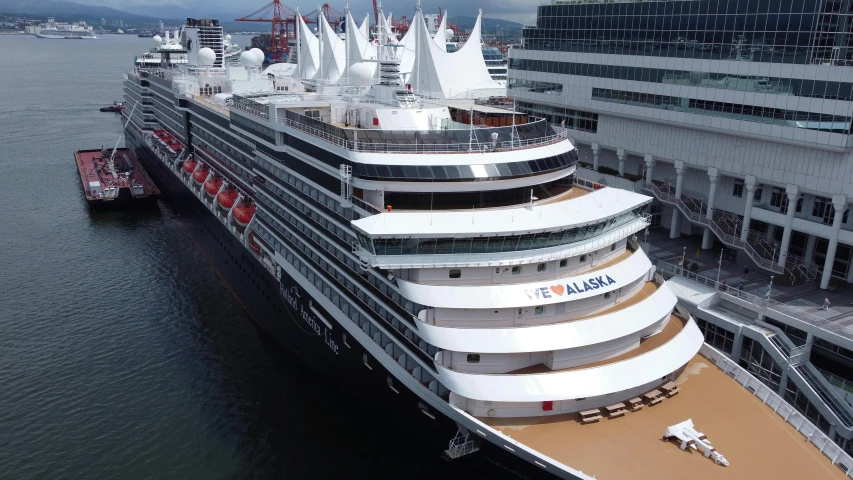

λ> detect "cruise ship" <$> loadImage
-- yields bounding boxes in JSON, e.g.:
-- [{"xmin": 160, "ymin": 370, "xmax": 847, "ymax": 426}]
[
  {"xmin": 37, "ymin": 17, "xmax": 96, "ymax": 39},
  {"xmin": 122, "ymin": 6, "xmax": 853, "ymax": 480}
]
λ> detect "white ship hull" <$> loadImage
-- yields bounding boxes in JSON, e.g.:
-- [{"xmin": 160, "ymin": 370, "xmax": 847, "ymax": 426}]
[{"xmin": 38, "ymin": 33, "xmax": 97, "ymax": 39}]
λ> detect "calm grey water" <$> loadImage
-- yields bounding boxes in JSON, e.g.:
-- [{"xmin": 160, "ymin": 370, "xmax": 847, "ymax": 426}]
[{"xmin": 0, "ymin": 34, "xmax": 466, "ymax": 480}]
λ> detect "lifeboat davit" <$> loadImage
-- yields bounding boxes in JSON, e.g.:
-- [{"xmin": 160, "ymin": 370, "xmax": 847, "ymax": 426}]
[
  {"xmin": 192, "ymin": 165, "xmax": 210, "ymax": 184},
  {"xmin": 217, "ymin": 189, "xmax": 238, "ymax": 210},
  {"xmin": 182, "ymin": 158, "xmax": 198, "ymax": 174},
  {"xmin": 232, "ymin": 202, "xmax": 256, "ymax": 227},
  {"xmin": 204, "ymin": 175, "xmax": 223, "ymax": 196}
]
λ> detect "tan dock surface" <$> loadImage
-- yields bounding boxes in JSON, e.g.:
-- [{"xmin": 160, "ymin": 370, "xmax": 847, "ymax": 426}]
[{"xmin": 483, "ymin": 356, "xmax": 848, "ymax": 480}]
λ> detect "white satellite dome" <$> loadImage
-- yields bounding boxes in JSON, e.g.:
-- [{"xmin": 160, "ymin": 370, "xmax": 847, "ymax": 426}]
[
  {"xmin": 445, "ymin": 28, "xmax": 454, "ymax": 41},
  {"xmin": 225, "ymin": 34, "xmax": 232, "ymax": 41},
  {"xmin": 153, "ymin": 35, "xmax": 163, "ymax": 46},
  {"xmin": 349, "ymin": 63, "xmax": 372, "ymax": 87},
  {"xmin": 240, "ymin": 50, "xmax": 257, "ymax": 67},
  {"xmin": 198, "ymin": 47, "xmax": 216, "ymax": 66},
  {"xmin": 250, "ymin": 48, "xmax": 265, "ymax": 65}
]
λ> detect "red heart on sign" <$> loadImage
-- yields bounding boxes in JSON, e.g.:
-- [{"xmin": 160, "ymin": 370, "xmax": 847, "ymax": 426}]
[{"xmin": 550, "ymin": 284, "xmax": 565, "ymax": 296}]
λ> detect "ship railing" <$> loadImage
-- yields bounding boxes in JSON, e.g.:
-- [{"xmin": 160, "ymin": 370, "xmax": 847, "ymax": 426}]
[
  {"xmin": 700, "ymin": 343, "xmax": 853, "ymax": 477},
  {"xmin": 189, "ymin": 95, "xmax": 230, "ymax": 117},
  {"xmin": 350, "ymin": 195, "xmax": 382, "ymax": 215},
  {"xmin": 572, "ymin": 176, "xmax": 604, "ymax": 191},
  {"xmin": 275, "ymin": 114, "xmax": 568, "ymax": 154}
]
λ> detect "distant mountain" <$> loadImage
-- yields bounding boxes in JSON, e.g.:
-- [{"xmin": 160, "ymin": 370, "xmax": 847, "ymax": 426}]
[
  {"xmin": 0, "ymin": 0, "xmax": 155, "ymax": 20},
  {"xmin": 450, "ymin": 16, "xmax": 523, "ymax": 31},
  {"xmin": 122, "ymin": 4, "xmax": 244, "ymax": 22}
]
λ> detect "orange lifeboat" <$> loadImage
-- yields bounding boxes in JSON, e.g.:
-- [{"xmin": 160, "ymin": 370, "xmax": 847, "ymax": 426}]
[
  {"xmin": 232, "ymin": 202, "xmax": 256, "ymax": 227},
  {"xmin": 217, "ymin": 189, "xmax": 238, "ymax": 210},
  {"xmin": 204, "ymin": 175, "xmax": 223, "ymax": 196},
  {"xmin": 192, "ymin": 165, "xmax": 210, "ymax": 184},
  {"xmin": 182, "ymin": 158, "xmax": 198, "ymax": 174},
  {"xmin": 248, "ymin": 232, "xmax": 261, "ymax": 253}
]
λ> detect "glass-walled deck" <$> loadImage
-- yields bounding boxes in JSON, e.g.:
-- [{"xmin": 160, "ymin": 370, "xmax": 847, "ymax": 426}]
[{"xmin": 357, "ymin": 207, "xmax": 647, "ymax": 256}]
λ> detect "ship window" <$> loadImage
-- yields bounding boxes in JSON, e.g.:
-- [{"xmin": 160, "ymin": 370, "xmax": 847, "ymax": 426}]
[
  {"xmin": 611, "ymin": 243, "xmax": 617, "ymax": 251},
  {"xmin": 559, "ymin": 259, "xmax": 568, "ymax": 268},
  {"xmin": 579, "ymin": 254, "xmax": 587, "ymax": 263},
  {"xmin": 305, "ymin": 109, "xmax": 321, "ymax": 119},
  {"xmin": 536, "ymin": 263, "xmax": 546, "ymax": 272},
  {"xmin": 448, "ymin": 268, "xmax": 461, "ymax": 279},
  {"xmin": 512, "ymin": 266, "xmax": 522, "ymax": 275},
  {"xmin": 467, "ymin": 354, "xmax": 481, "ymax": 363},
  {"xmin": 604, "ymin": 292, "xmax": 612, "ymax": 300},
  {"xmin": 534, "ymin": 306, "xmax": 545, "ymax": 315}
]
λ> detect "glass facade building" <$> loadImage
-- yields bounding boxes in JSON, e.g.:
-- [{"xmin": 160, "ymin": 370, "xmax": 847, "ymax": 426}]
[{"xmin": 522, "ymin": 0, "xmax": 853, "ymax": 65}]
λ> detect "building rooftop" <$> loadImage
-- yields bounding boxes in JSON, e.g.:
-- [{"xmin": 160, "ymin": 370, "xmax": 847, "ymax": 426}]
[{"xmin": 482, "ymin": 354, "xmax": 850, "ymax": 480}]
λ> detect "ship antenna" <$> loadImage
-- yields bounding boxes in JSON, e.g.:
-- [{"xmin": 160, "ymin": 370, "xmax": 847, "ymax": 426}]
[
  {"xmin": 511, "ymin": 95, "xmax": 518, "ymax": 145},
  {"xmin": 429, "ymin": 180, "xmax": 434, "ymax": 225}
]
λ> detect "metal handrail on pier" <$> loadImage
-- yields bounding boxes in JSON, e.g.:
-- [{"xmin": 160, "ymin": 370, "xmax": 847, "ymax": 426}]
[{"xmin": 643, "ymin": 181, "xmax": 787, "ymax": 274}]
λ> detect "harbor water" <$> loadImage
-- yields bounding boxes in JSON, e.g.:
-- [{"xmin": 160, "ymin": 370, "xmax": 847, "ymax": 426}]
[{"xmin": 0, "ymin": 34, "xmax": 470, "ymax": 480}]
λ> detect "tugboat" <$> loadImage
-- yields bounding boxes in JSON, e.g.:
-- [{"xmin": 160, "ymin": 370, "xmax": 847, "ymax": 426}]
[{"xmin": 100, "ymin": 101, "xmax": 125, "ymax": 113}]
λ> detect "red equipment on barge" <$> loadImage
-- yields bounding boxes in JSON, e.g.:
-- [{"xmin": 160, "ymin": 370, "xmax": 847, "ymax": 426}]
[{"xmin": 74, "ymin": 147, "xmax": 160, "ymax": 208}]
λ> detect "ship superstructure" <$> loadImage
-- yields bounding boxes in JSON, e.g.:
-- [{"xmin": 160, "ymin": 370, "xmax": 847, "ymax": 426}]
[
  {"xmin": 121, "ymin": 5, "xmax": 853, "ymax": 479},
  {"xmin": 37, "ymin": 17, "xmax": 96, "ymax": 39}
]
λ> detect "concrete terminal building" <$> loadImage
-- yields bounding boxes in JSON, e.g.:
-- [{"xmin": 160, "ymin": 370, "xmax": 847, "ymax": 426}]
[{"xmin": 509, "ymin": 0, "xmax": 853, "ymax": 456}]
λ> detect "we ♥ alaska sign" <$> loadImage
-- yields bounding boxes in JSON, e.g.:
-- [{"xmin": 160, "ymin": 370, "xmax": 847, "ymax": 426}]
[{"xmin": 524, "ymin": 275, "xmax": 617, "ymax": 301}]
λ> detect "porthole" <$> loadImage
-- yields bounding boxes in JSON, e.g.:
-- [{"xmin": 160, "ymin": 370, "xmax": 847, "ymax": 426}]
[
  {"xmin": 467, "ymin": 354, "xmax": 481, "ymax": 363},
  {"xmin": 449, "ymin": 268, "xmax": 461, "ymax": 279}
]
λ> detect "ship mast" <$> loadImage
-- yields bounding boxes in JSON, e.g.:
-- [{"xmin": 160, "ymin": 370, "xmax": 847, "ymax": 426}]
[{"xmin": 107, "ymin": 101, "xmax": 138, "ymax": 177}]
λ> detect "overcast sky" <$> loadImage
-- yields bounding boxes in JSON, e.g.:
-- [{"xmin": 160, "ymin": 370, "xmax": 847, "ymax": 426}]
[{"xmin": 83, "ymin": 0, "xmax": 541, "ymax": 24}]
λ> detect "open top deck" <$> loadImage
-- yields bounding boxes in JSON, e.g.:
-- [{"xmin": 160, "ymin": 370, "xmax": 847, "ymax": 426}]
[{"xmin": 482, "ymin": 355, "xmax": 849, "ymax": 480}]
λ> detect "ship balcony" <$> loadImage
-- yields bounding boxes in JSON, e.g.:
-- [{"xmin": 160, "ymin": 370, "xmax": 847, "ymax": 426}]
[
  {"xmin": 230, "ymin": 94, "xmax": 569, "ymax": 155},
  {"xmin": 392, "ymin": 244, "xmax": 653, "ymax": 310},
  {"xmin": 404, "ymin": 239, "xmax": 632, "ymax": 288},
  {"xmin": 352, "ymin": 187, "xmax": 652, "ymax": 269},
  {"xmin": 416, "ymin": 279, "xmax": 677, "ymax": 353},
  {"xmin": 433, "ymin": 313, "xmax": 704, "ymax": 403}
]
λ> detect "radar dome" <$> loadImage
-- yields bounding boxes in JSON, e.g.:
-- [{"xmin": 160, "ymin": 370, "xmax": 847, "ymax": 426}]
[
  {"xmin": 240, "ymin": 50, "xmax": 257, "ymax": 67},
  {"xmin": 250, "ymin": 48, "xmax": 266, "ymax": 65},
  {"xmin": 198, "ymin": 47, "xmax": 216, "ymax": 66},
  {"xmin": 445, "ymin": 28, "xmax": 454, "ymax": 41},
  {"xmin": 153, "ymin": 35, "xmax": 163, "ymax": 46},
  {"xmin": 225, "ymin": 34, "xmax": 232, "ymax": 41},
  {"xmin": 349, "ymin": 63, "xmax": 373, "ymax": 87}
]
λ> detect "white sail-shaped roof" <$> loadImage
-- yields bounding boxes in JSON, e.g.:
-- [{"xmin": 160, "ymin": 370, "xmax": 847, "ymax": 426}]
[
  {"xmin": 344, "ymin": 9, "xmax": 377, "ymax": 79},
  {"xmin": 434, "ymin": 11, "xmax": 447, "ymax": 51},
  {"xmin": 359, "ymin": 13, "xmax": 369, "ymax": 38},
  {"xmin": 318, "ymin": 13, "xmax": 345, "ymax": 83},
  {"xmin": 296, "ymin": 13, "xmax": 319, "ymax": 80},
  {"xmin": 396, "ymin": 12, "xmax": 416, "ymax": 82},
  {"xmin": 408, "ymin": 9, "xmax": 503, "ymax": 98}
]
